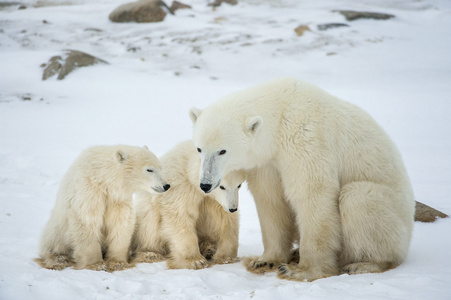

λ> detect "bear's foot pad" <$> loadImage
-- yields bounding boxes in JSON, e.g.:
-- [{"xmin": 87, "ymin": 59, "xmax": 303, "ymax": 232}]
[
  {"xmin": 107, "ymin": 260, "xmax": 135, "ymax": 272},
  {"xmin": 242, "ymin": 256, "xmax": 280, "ymax": 274}
]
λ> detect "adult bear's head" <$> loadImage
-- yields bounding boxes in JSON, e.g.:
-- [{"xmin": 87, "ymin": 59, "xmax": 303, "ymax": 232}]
[{"xmin": 189, "ymin": 103, "xmax": 263, "ymax": 194}]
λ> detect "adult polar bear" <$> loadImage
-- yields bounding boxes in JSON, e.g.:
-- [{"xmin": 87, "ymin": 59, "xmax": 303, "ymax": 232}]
[{"xmin": 189, "ymin": 78, "xmax": 415, "ymax": 282}]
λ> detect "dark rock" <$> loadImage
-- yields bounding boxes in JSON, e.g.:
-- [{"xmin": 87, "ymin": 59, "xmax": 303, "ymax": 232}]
[
  {"xmin": 415, "ymin": 201, "xmax": 448, "ymax": 223},
  {"xmin": 0, "ymin": 2, "xmax": 22, "ymax": 9},
  {"xmin": 208, "ymin": 0, "xmax": 238, "ymax": 7},
  {"xmin": 42, "ymin": 50, "xmax": 108, "ymax": 80},
  {"xmin": 317, "ymin": 23, "xmax": 349, "ymax": 31},
  {"xmin": 42, "ymin": 55, "xmax": 63, "ymax": 80},
  {"xmin": 170, "ymin": 1, "xmax": 191, "ymax": 12},
  {"xmin": 109, "ymin": 0, "xmax": 172, "ymax": 23},
  {"xmin": 335, "ymin": 10, "xmax": 395, "ymax": 21}
]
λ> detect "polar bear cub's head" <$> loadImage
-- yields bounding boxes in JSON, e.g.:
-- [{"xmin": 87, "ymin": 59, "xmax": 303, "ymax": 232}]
[
  {"xmin": 116, "ymin": 145, "xmax": 170, "ymax": 194},
  {"xmin": 210, "ymin": 170, "xmax": 246, "ymax": 213},
  {"xmin": 190, "ymin": 105, "xmax": 263, "ymax": 194}
]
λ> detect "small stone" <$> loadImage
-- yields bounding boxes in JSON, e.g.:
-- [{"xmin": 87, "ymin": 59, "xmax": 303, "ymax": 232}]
[
  {"xmin": 84, "ymin": 28, "xmax": 103, "ymax": 32},
  {"xmin": 127, "ymin": 46, "xmax": 141, "ymax": 52},
  {"xmin": 21, "ymin": 94, "xmax": 32, "ymax": 101},
  {"xmin": 294, "ymin": 25, "xmax": 310, "ymax": 37}
]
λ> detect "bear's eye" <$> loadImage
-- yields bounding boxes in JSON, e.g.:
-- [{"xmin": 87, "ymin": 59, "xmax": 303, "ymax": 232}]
[
  {"xmin": 237, "ymin": 184, "xmax": 241, "ymax": 189},
  {"xmin": 219, "ymin": 186, "xmax": 225, "ymax": 190},
  {"xmin": 197, "ymin": 148, "xmax": 202, "ymax": 153},
  {"xmin": 219, "ymin": 150, "xmax": 226, "ymax": 155},
  {"xmin": 147, "ymin": 169, "xmax": 153, "ymax": 173}
]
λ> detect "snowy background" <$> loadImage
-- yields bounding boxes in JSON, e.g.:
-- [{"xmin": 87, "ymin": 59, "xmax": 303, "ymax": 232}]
[{"xmin": 1, "ymin": 0, "xmax": 450, "ymax": 299}]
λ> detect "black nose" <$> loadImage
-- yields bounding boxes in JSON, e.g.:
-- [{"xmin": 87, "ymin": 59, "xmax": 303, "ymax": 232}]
[
  {"xmin": 229, "ymin": 208, "xmax": 237, "ymax": 213},
  {"xmin": 163, "ymin": 184, "xmax": 171, "ymax": 191},
  {"xmin": 200, "ymin": 183, "xmax": 212, "ymax": 193}
]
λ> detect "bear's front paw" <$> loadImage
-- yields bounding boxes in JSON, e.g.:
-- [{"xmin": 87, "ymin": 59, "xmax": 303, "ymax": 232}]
[
  {"xmin": 106, "ymin": 260, "xmax": 135, "ymax": 272},
  {"xmin": 35, "ymin": 254, "xmax": 74, "ymax": 271},
  {"xmin": 83, "ymin": 261, "xmax": 108, "ymax": 272},
  {"xmin": 277, "ymin": 264, "xmax": 333, "ymax": 282},
  {"xmin": 242, "ymin": 256, "xmax": 280, "ymax": 274},
  {"xmin": 167, "ymin": 256, "xmax": 210, "ymax": 270},
  {"xmin": 212, "ymin": 256, "xmax": 240, "ymax": 265},
  {"xmin": 133, "ymin": 251, "xmax": 166, "ymax": 264}
]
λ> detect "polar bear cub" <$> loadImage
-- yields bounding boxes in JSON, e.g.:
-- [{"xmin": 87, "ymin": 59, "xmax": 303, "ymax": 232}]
[
  {"xmin": 190, "ymin": 78, "xmax": 415, "ymax": 281},
  {"xmin": 131, "ymin": 140, "xmax": 245, "ymax": 269},
  {"xmin": 36, "ymin": 145, "xmax": 170, "ymax": 272}
]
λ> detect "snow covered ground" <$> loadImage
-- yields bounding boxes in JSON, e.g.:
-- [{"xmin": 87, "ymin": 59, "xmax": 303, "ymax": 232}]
[{"xmin": 1, "ymin": 0, "xmax": 450, "ymax": 299}]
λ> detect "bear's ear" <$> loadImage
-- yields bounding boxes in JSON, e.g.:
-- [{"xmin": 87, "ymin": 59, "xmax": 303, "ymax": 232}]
[
  {"xmin": 246, "ymin": 116, "xmax": 263, "ymax": 134},
  {"xmin": 189, "ymin": 107, "xmax": 202, "ymax": 124},
  {"xmin": 116, "ymin": 150, "xmax": 128, "ymax": 163},
  {"xmin": 142, "ymin": 145, "xmax": 149, "ymax": 151}
]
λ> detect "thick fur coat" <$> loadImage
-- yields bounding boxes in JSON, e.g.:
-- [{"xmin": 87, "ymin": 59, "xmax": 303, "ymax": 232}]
[
  {"xmin": 36, "ymin": 145, "xmax": 169, "ymax": 272},
  {"xmin": 190, "ymin": 78, "xmax": 415, "ymax": 281},
  {"xmin": 131, "ymin": 140, "xmax": 245, "ymax": 269}
]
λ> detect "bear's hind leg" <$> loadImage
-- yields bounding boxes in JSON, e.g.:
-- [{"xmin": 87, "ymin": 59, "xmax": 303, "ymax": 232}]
[
  {"xmin": 339, "ymin": 181, "xmax": 414, "ymax": 275},
  {"xmin": 342, "ymin": 262, "xmax": 395, "ymax": 275}
]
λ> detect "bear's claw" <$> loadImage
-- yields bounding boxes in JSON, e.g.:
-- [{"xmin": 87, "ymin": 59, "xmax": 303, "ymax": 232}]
[{"xmin": 278, "ymin": 264, "xmax": 289, "ymax": 275}]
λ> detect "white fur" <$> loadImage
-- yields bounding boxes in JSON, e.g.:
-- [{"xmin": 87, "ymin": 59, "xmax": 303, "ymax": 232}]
[
  {"xmin": 190, "ymin": 78, "xmax": 415, "ymax": 281},
  {"xmin": 36, "ymin": 145, "xmax": 169, "ymax": 272},
  {"xmin": 131, "ymin": 140, "xmax": 245, "ymax": 269}
]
